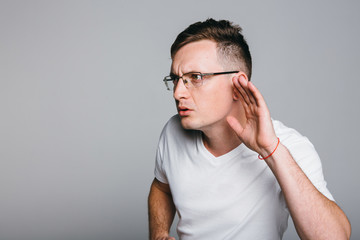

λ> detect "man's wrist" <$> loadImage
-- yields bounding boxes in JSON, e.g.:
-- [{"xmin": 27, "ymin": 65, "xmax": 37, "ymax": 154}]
[{"xmin": 258, "ymin": 137, "xmax": 280, "ymax": 160}]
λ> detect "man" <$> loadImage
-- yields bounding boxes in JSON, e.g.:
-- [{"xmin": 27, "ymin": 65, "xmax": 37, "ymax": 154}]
[{"xmin": 148, "ymin": 19, "xmax": 351, "ymax": 240}]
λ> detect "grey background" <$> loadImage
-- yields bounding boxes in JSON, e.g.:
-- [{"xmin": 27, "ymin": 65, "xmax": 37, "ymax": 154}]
[{"xmin": 0, "ymin": 0, "xmax": 359, "ymax": 239}]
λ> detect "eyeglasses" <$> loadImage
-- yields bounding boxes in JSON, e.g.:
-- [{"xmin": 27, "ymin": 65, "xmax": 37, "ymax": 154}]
[{"xmin": 163, "ymin": 71, "xmax": 239, "ymax": 91}]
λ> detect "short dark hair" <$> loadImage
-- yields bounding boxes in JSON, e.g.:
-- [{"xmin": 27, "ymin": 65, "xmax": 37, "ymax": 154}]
[{"xmin": 171, "ymin": 18, "xmax": 252, "ymax": 80}]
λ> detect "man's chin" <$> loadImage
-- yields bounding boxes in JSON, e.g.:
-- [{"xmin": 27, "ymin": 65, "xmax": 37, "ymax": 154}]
[{"xmin": 180, "ymin": 117, "xmax": 199, "ymax": 130}]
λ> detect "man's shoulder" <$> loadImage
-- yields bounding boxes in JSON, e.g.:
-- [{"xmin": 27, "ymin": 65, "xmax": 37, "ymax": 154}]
[
  {"xmin": 272, "ymin": 119, "xmax": 300, "ymax": 136},
  {"xmin": 160, "ymin": 114, "xmax": 195, "ymax": 140},
  {"xmin": 157, "ymin": 115, "xmax": 198, "ymax": 154},
  {"xmin": 165, "ymin": 114, "xmax": 181, "ymax": 127},
  {"xmin": 161, "ymin": 114, "xmax": 182, "ymax": 135},
  {"xmin": 272, "ymin": 119, "xmax": 313, "ymax": 147},
  {"xmin": 272, "ymin": 119, "xmax": 317, "ymax": 158}
]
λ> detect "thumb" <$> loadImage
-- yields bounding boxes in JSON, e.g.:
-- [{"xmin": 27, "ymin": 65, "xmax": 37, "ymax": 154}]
[{"xmin": 227, "ymin": 116, "xmax": 244, "ymax": 137}]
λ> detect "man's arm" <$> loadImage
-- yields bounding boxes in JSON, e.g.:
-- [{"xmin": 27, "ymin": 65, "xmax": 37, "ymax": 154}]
[
  {"xmin": 227, "ymin": 74, "xmax": 351, "ymax": 240},
  {"xmin": 264, "ymin": 143, "xmax": 351, "ymax": 239},
  {"xmin": 148, "ymin": 178, "xmax": 176, "ymax": 240}
]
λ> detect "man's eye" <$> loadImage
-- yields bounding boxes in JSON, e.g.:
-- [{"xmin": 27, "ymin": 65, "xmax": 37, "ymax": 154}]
[{"xmin": 190, "ymin": 74, "xmax": 202, "ymax": 82}]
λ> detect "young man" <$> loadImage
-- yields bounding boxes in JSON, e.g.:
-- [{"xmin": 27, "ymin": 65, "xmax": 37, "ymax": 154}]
[{"xmin": 148, "ymin": 19, "xmax": 351, "ymax": 240}]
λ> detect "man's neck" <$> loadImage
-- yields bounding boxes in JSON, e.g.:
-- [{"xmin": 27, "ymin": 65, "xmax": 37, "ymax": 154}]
[
  {"xmin": 201, "ymin": 121, "xmax": 242, "ymax": 158},
  {"xmin": 200, "ymin": 100, "xmax": 247, "ymax": 158}
]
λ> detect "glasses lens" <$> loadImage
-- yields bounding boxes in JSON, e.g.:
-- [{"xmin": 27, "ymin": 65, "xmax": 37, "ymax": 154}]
[{"xmin": 183, "ymin": 72, "xmax": 203, "ymax": 88}]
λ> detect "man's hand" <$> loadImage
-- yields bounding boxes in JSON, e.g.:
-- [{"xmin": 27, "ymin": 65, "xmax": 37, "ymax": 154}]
[
  {"xmin": 154, "ymin": 236, "xmax": 176, "ymax": 240},
  {"xmin": 227, "ymin": 75, "xmax": 278, "ymax": 157}
]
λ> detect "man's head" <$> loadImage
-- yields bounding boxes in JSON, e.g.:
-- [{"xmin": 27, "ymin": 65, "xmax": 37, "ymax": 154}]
[
  {"xmin": 168, "ymin": 19, "xmax": 250, "ymax": 133},
  {"xmin": 171, "ymin": 18, "xmax": 252, "ymax": 80}
]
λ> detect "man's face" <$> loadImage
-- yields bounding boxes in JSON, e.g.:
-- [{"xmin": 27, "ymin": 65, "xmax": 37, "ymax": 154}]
[{"xmin": 171, "ymin": 40, "xmax": 236, "ymax": 132}]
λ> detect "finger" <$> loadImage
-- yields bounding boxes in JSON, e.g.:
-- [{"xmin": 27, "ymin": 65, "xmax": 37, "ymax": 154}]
[
  {"xmin": 233, "ymin": 76, "xmax": 251, "ymax": 105},
  {"xmin": 238, "ymin": 75, "xmax": 256, "ymax": 105},
  {"xmin": 237, "ymin": 77, "xmax": 254, "ymax": 105},
  {"xmin": 236, "ymin": 76, "xmax": 260, "ymax": 116},
  {"xmin": 226, "ymin": 116, "xmax": 244, "ymax": 138},
  {"xmin": 233, "ymin": 81, "xmax": 252, "ymax": 116},
  {"xmin": 232, "ymin": 82, "xmax": 240, "ymax": 100}
]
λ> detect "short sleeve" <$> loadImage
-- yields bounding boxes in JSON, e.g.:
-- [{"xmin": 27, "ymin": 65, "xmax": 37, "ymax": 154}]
[
  {"xmin": 274, "ymin": 120, "xmax": 335, "ymax": 201},
  {"xmin": 154, "ymin": 144, "xmax": 168, "ymax": 184}
]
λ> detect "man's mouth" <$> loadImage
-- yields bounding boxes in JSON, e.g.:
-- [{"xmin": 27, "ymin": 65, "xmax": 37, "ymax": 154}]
[{"xmin": 178, "ymin": 106, "xmax": 192, "ymax": 116}]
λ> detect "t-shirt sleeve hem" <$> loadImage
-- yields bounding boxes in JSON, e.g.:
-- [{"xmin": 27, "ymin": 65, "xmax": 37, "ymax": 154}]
[{"xmin": 154, "ymin": 169, "xmax": 168, "ymax": 184}]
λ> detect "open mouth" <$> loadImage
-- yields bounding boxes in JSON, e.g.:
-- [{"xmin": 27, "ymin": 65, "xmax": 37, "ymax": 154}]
[
  {"xmin": 178, "ymin": 106, "xmax": 189, "ymax": 111},
  {"xmin": 178, "ymin": 107, "xmax": 192, "ymax": 116}
]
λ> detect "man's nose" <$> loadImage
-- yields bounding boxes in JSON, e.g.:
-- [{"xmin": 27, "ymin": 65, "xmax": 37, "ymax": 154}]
[{"xmin": 173, "ymin": 78, "xmax": 189, "ymax": 100}]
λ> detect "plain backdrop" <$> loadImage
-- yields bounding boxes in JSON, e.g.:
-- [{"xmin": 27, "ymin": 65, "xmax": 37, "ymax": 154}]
[{"xmin": 1, "ymin": 0, "xmax": 359, "ymax": 239}]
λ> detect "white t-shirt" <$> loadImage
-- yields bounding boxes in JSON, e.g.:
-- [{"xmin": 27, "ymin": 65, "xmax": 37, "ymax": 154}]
[{"xmin": 155, "ymin": 115, "xmax": 334, "ymax": 240}]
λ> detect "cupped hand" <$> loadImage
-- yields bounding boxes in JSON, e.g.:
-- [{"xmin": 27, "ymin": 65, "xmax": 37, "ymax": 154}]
[{"xmin": 227, "ymin": 75, "xmax": 278, "ymax": 156}]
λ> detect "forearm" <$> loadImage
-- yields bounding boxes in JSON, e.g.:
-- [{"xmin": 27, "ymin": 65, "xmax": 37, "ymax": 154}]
[
  {"xmin": 148, "ymin": 180, "xmax": 176, "ymax": 240},
  {"xmin": 263, "ymin": 144, "xmax": 351, "ymax": 240}
]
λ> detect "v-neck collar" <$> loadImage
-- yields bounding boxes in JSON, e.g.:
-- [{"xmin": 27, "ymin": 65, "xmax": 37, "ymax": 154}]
[{"xmin": 196, "ymin": 131, "xmax": 248, "ymax": 162}]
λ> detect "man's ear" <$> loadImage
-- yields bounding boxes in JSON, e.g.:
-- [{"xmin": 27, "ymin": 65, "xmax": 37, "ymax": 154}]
[
  {"xmin": 232, "ymin": 72, "xmax": 248, "ymax": 100},
  {"xmin": 235, "ymin": 71, "xmax": 249, "ymax": 81}
]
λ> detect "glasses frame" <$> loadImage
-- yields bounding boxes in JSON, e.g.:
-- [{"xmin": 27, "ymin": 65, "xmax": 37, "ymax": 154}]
[{"xmin": 163, "ymin": 71, "xmax": 239, "ymax": 91}]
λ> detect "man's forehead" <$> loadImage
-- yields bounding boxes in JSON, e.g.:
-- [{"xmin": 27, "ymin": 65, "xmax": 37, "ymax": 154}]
[{"xmin": 170, "ymin": 40, "xmax": 222, "ymax": 74}]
